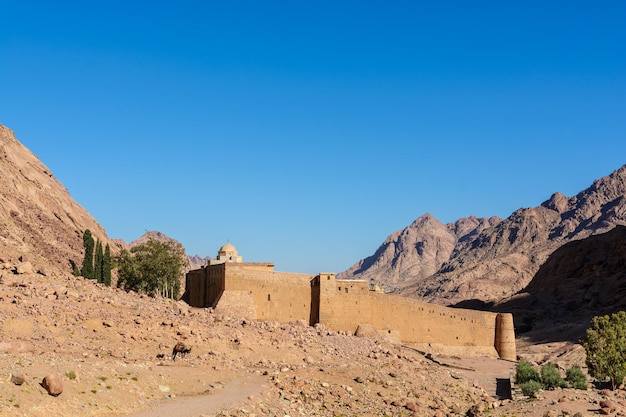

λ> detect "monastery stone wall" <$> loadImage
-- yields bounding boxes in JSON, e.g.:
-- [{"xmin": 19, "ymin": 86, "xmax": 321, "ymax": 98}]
[
  {"xmin": 222, "ymin": 265, "xmax": 316, "ymax": 324},
  {"xmin": 185, "ymin": 264, "xmax": 516, "ymax": 360},
  {"xmin": 319, "ymin": 273, "xmax": 504, "ymax": 357}
]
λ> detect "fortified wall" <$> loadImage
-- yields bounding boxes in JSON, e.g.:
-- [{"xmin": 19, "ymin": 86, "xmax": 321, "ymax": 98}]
[{"xmin": 184, "ymin": 244, "xmax": 516, "ymax": 360}]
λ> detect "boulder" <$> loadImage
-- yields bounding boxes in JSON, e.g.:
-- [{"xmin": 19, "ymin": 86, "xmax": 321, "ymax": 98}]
[
  {"xmin": 41, "ymin": 374, "xmax": 63, "ymax": 396},
  {"xmin": 15, "ymin": 261, "xmax": 34, "ymax": 275},
  {"xmin": 11, "ymin": 375, "xmax": 25, "ymax": 385}
]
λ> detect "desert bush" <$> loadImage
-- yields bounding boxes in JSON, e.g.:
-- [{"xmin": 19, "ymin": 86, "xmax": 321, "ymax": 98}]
[
  {"xmin": 520, "ymin": 380, "xmax": 542, "ymax": 397},
  {"xmin": 541, "ymin": 363, "xmax": 567, "ymax": 389},
  {"xmin": 582, "ymin": 311, "xmax": 626, "ymax": 390},
  {"xmin": 566, "ymin": 365, "xmax": 587, "ymax": 390},
  {"xmin": 516, "ymin": 360, "xmax": 540, "ymax": 384}
]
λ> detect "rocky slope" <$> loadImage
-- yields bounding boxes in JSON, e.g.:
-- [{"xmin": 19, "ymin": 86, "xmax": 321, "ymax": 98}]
[
  {"xmin": 340, "ymin": 165, "xmax": 626, "ymax": 305},
  {"xmin": 1, "ymin": 267, "xmax": 621, "ymax": 417},
  {"xmin": 458, "ymin": 225, "xmax": 626, "ymax": 342},
  {"xmin": 0, "ymin": 124, "xmax": 111, "ymax": 276}
]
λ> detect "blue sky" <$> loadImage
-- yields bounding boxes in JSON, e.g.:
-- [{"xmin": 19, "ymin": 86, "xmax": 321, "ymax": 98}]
[{"xmin": 1, "ymin": 1, "xmax": 625, "ymax": 274}]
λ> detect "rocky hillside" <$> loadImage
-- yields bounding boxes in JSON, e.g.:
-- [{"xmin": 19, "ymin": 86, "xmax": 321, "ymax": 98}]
[
  {"xmin": 1, "ymin": 268, "xmax": 616, "ymax": 417},
  {"xmin": 116, "ymin": 230, "xmax": 209, "ymax": 271},
  {"xmin": 340, "ymin": 165, "xmax": 626, "ymax": 305},
  {"xmin": 455, "ymin": 225, "xmax": 626, "ymax": 343},
  {"xmin": 0, "ymin": 124, "xmax": 111, "ymax": 276},
  {"xmin": 339, "ymin": 214, "xmax": 502, "ymax": 287}
]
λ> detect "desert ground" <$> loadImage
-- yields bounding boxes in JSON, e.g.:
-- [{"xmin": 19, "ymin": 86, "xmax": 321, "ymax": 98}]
[{"xmin": 1, "ymin": 269, "xmax": 625, "ymax": 417}]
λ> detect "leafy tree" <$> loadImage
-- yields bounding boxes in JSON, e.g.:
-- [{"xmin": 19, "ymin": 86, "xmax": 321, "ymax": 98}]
[
  {"xmin": 116, "ymin": 238, "xmax": 186, "ymax": 299},
  {"xmin": 516, "ymin": 360, "xmax": 540, "ymax": 384},
  {"xmin": 582, "ymin": 311, "xmax": 626, "ymax": 390},
  {"xmin": 541, "ymin": 363, "xmax": 566, "ymax": 389},
  {"xmin": 94, "ymin": 240, "xmax": 104, "ymax": 283},
  {"xmin": 566, "ymin": 365, "xmax": 587, "ymax": 390},
  {"xmin": 103, "ymin": 244, "xmax": 112, "ymax": 286},
  {"xmin": 81, "ymin": 229, "xmax": 95, "ymax": 279}
]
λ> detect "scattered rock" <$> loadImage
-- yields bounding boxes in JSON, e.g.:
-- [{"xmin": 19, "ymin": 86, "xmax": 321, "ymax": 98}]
[
  {"xmin": 15, "ymin": 261, "xmax": 34, "ymax": 275},
  {"xmin": 41, "ymin": 374, "xmax": 63, "ymax": 396},
  {"xmin": 11, "ymin": 374, "xmax": 25, "ymax": 385}
]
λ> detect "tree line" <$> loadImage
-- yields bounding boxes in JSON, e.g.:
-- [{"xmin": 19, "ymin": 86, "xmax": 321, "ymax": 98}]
[
  {"xmin": 71, "ymin": 229, "xmax": 112, "ymax": 286},
  {"xmin": 72, "ymin": 229, "xmax": 186, "ymax": 300}
]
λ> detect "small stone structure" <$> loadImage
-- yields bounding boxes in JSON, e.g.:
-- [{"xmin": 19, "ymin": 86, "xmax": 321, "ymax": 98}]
[{"xmin": 184, "ymin": 244, "xmax": 516, "ymax": 360}]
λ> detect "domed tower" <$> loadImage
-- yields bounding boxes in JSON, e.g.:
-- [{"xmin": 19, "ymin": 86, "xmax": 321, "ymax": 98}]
[{"xmin": 210, "ymin": 242, "xmax": 243, "ymax": 264}]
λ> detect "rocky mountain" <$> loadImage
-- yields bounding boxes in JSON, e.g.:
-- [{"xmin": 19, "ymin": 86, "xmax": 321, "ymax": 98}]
[
  {"xmin": 340, "ymin": 165, "xmax": 626, "ymax": 305},
  {"xmin": 455, "ymin": 225, "xmax": 626, "ymax": 342},
  {"xmin": 339, "ymin": 214, "xmax": 501, "ymax": 288},
  {"xmin": 0, "ymin": 124, "xmax": 111, "ymax": 275},
  {"xmin": 117, "ymin": 230, "xmax": 210, "ymax": 270}
]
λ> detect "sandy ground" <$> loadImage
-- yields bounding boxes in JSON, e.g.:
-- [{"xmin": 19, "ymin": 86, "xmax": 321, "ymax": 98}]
[{"xmin": 124, "ymin": 374, "xmax": 267, "ymax": 417}]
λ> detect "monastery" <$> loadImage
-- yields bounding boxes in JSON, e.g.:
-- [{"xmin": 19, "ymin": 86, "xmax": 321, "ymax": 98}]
[{"xmin": 184, "ymin": 243, "xmax": 516, "ymax": 361}]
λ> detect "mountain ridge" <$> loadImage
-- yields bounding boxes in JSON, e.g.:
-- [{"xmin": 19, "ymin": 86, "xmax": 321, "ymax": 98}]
[
  {"xmin": 0, "ymin": 124, "xmax": 111, "ymax": 275},
  {"xmin": 340, "ymin": 164, "xmax": 626, "ymax": 305}
]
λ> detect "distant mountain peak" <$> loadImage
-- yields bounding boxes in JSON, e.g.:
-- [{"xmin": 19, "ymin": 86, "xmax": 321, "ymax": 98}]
[{"xmin": 340, "ymin": 164, "xmax": 626, "ymax": 305}]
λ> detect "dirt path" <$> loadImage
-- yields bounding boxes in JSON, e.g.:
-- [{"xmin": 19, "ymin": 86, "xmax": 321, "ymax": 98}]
[
  {"xmin": 124, "ymin": 374, "xmax": 268, "ymax": 417},
  {"xmin": 435, "ymin": 356, "xmax": 514, "ymax": 399}
]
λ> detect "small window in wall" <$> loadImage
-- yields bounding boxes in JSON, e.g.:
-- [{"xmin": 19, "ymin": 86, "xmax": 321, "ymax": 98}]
[
  {"xmin": 345, "ymin": 287, "xmax": 348, "ymax": 293},
  {"xmin": 268, "ymin": 294, "xmax": 271, "ymax": 301},
  {"xmin": 338, "ymin": 287, "xmax": 341, "ymax": 291}
]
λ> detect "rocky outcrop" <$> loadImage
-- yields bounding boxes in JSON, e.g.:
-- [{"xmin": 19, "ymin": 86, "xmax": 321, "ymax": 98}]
[
  {"xmin": 341, "ymin": 165, "xmax": 626, "ymax": 305},
  {"xmin": 338, "ymin": 214, "xmax": 501, "ymax": 291},
  {"xmin": 0, "ymin": 124, "xmax": 111, "ymax": 275}
]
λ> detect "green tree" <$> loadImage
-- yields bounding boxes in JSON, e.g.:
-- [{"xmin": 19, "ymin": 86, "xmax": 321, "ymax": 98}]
[
  {"xmin": 81, "ymin": 229, "xmax": 95, "ymax": 279},
  {"xmin": 103, "ymin": 243, "xmax": 112, "ymax": 286},
  {"xmin": 541, "ymin": 363, "xmax": 566, "ymax": 389},
  {"xmin": 116, "ymin": 238, "xmax": 186, "ymax": 299},
  {"xmin": 582, "ymin": 311, "xmax": 626, "ymax": 390},
  {"xmin": 94, "ymin": 240, "xmax": 104, "ymax": 283}
]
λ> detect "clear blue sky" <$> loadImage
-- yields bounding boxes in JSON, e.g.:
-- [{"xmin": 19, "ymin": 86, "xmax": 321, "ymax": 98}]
[{"xmin": 1, "ymin": 1, "xmax": 625, "ymax": 274}]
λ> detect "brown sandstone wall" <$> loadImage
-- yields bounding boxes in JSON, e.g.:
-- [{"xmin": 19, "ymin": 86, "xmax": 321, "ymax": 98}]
[
  {"xmin": 185, "ymin": 268, "xmax": 515, "ymax": 359},
  {"xmin": 224, "ymin": 265, "xmax": 316, "ymax": 324},
  {"xmin": 319, "ymin": 275, "xmax": 503, "ymax": 357}
]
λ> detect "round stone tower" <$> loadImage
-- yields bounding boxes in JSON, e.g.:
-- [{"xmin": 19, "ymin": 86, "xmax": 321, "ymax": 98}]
[{"xmin": 494, "ymin": 313, "xmax": 516, "ymax": 361}]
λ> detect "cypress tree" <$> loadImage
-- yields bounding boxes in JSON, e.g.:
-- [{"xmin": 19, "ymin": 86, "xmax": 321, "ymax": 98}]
[
  {"xmin": 95, "ymin": 240, "xmax": 104, "ymax": 283},
  {"xmin": 103, "ymin": 243, "xmax": 112, "ymax": 286},
  {"xmin": 81, "ymin": 229, "xmax": 95, "ymax": 279}
]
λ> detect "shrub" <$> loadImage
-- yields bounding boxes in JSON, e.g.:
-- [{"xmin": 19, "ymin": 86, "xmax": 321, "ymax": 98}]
[
  {"xmin": 516, "ymin": 360, "xmax": 540, "ymax": 384},
  {"xmin": 582, "ymin": 311, "xmax": 626, "ymax": 390},
  {"xmin": 520, "ymin": 380, "xmax": 542, "ymax": 397},
  {"xmin": 66, "ymin": 370, "xmax": 76, "ymax": 380},
  {"xmin": 541, "ymin": 363, "xmax": 567, "ymax": 389},
  {"xmin": 566, "ymin": 365, "xmax": 588, "ymax": 390}
]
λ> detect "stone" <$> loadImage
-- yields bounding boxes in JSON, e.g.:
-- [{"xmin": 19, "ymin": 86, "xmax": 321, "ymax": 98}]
[
  {"xmin": 600, "ymin": 399, "xmax": 617, "ymax": 412},
  {"xmin": 406, "ymin": 402, "xmax": 419, "ymax": 412},
  {"xmin": 15, "ymin": 261, "xmax": 34, "ymax": 275},
  {"xmin": 11, "ymin": 374, "xmax": 25, "ymax": 385},
  {"xmin": 467, "ymin": 404, "xmax": 483, "ymax": 417},
  {"xmin": 41, "ymin": 374, "xmax": 63, "ymax": 396}
]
